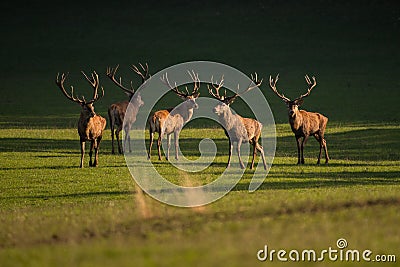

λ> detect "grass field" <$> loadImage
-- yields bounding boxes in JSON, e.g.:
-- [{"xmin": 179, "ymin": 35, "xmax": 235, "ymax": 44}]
[
  {"xmin": 1, "ymin": 1, "xmax": 400, "ymax": 266},
  {"xmin": 1, "ymin": 123, "xmax": 399, "ymax": 266}
]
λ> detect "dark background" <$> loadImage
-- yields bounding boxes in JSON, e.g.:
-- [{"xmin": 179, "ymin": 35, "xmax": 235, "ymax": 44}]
[{"xmin": 1, "ymin": 0, "xmax": 399, "ymax": 127}]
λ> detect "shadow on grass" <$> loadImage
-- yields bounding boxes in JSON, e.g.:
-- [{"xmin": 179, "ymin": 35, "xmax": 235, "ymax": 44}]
[
  {"xmin": 1, "ymin": 128, "xmax": 399, "ymax": 162},
  {"xmin": 139, "ymin": 170, "xmax": 400, "ymax": 195},
  {"xmin": 276, "ymin": 128, "xmax": 400, "ymax": 162},
  {"xmin": 0, "ymin": 164, "xmax": 129, "ymax": 171},
  {"xmin": 2, "ymin": 190, "xmax": 134, "ymax": 201},
  {"xmin": 234, "ymin": 176, "xmax": 400, "ymax": 192},
  {"xmin": 0, "ymin": 138, "xmax": 82, "ymax": 152},
  {"xmin": 0, "ymin": 138, "xmax": 119, "ymax": 155}
]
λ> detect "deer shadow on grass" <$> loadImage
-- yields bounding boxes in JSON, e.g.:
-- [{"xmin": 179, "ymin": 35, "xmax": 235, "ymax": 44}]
[
  {"xmin": 276, "ymin": 127, "xmax": 400, "ymax": 163},
  {"xmin": 146, "ymin": 137, "xmax": 231, "ymax": 159},
  {"xmin": 0, "ymin": 137, "xmax": 114, "ymax": 154},
  {"xmin": 1, "ymin": 127, "xmax": 399, "ymax": 169}
]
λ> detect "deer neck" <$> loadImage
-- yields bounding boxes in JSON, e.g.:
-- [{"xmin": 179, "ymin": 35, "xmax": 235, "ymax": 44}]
[
  {"xmin": 128, "ymin": 99, "xmax": 140, "ymax": 113},
  {"xmin": 219, "ymin": 107, "xmax": 235, "ymax": 131},
  {"xmin": 289, "ymin": 110, "xmax": 303, "ymax": 131},
  {"xmin": 183, "ymin": 108, "xmax": 194, "ymax": 123},
  {"xmin": 80, "ymin": 112, "xmax": 93, "ymax": 124},
  {"xmin": 173, "ymin": 105, "xmax": 194, "ymax": 124}
]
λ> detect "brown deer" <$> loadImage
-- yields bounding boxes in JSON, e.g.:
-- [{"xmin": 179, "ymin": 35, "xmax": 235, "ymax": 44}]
[
  {"xmin": 268, "ymin": 74, "xmax": 329, "ymax": 164},
  {"xmin": 148, "ymin": 71, "xmax": 200, "ymax": 161},
  {"xmin": 55, "ymin": 71, "xmax": 106, "ymax": 168},
  {"xmin": 106, "ymin": 63, "xmax": 148, "ymax": 154},
  {"xmin": 208, "ymin": 74, "xmax": 267, "ymax": 170}
]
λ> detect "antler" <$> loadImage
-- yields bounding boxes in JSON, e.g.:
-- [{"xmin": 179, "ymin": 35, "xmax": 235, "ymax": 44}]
[
  {"xmin": 56, "ymin": 71, "xmax": 103, "ymax": 104},
  {"xmin": 55, "ymin": 72, "xmax": 86, "ymax": 104},
  {"xmin": 186, "ymin": 70, "xmax": 200, "ymax": 97},
  {"xmin": 207, "ymin": 75, "xmax": 225, "ymax": 100},
  {"xmin": 131, "ymin": 62, "xmax": 150, "ymax": 83},
  {"xmin": 294, "ymin": 74, "xmax": 317, "ymax": 101},
  {"xmin": 106, "ymin": 65, "xmax": 136, "ymax": 94},
  {"xmin": 81, "ymin": 71, "xmax": 104, "ymax": 104},
  {"xmin": 236, "ymin": 72, "xmax": 263, "ymax": 96},
  {"xmin": 207, "ymin": 73, "xmax": 262, "ymax": 105},
  {"xmin": 269, "ymin": 74, "xmax": 291, "ymax": 102},
  {"xmin": 160, "ymin": 70, "xmax": 200, "ymax": 98},
  {"xmin": 207, "ymin": 74, "xmax": 237, "ymax": 105}
]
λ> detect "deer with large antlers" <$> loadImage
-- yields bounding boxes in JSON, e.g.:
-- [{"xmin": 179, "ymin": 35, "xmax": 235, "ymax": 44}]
[
  {"xmin": 106, "ymin": 63, "xmax": 148, "ymax": 154},
  {"xmin": 268, "ymin": 74, "xmax": 329, "ymax": 164},
  {"xmin": 55, "ymin": 71, "xmax": 106, "ymax": 168},
  {"xmin": 148, "ymin": 71, "xmax": 200, "ymax": 161},
  {"xmin": 208, "ymin": 74, "xmax": 267, "ymax": 170}
]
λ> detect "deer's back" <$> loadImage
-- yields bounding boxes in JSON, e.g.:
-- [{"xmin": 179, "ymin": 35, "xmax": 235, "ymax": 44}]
[
  {"xmin": 79, "ymin": 115, "xmax": 106, "ymax": 141},
  {"xmin": 149, "ymin": 110, "xmax": 170, "ymax": 133},
  {"xmin": 292, "ymin": 110, "xmax": 328, "ymax": 136},
  {"xmin": 109, "ymin": 101, "xmax": 128, "ymax": 126},
  {"xmin": 164, "ymin": 114, "xmax": 184, "ymax": 134},
  {"xmin": 241, "ymin": 117, "xmax": 262, "ymax": 140},
  {"xmin": 222, "ymin": 114, "xmax": 248, "ymax": 141}
]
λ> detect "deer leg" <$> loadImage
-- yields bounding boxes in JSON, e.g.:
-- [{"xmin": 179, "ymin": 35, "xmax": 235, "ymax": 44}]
[
  {"xmin": 157, "ymin": 132, "xmax": 163, "ymax": 161},
  {"xmin": 80, "ymin": 139, "xmax": 85, "ymax": 168},
  {"xmin": 174, "ymin": 131, "xmax": 179, "ymax": 160},
  {"xmin": 227, "ymin": 139, "xmax": 233, "ymax": 168},
  {"xmin": 237, "ymin": 138, "xmax": 245, "ymax": 169},
  {"xmin": 250, "ymin": 140, "xmax": 256, "ymax": 170},
  {"xmin": 127, "ymin": 129, "xmax": 132, "ymax": 153},
  {"xmin": 122, "ymin": 127, "xmax": 131, "ymax": 154},
  {"xmin": 300, "ymin": 135, "xmax": 309, "ymax": 164},
  {"xmin": 110, "ymin": 125, "xmax": 115, "ymax": 154},
  {"xmin": 148, "ymin": 130, "xmax": 154, "ymax": 160},
  {"xmin": 323, "ymin": 138, "xmax": 329, "ymax": 164},
  {"xmin": 256, "ymin": 143, "xmax": 267, "ymax": 170},
  {"xmin": 295, "ymin": 136, "xmax": 302, "ymax": 164},
  {"xmin": 314, "ymin": 134, "xmax": 322, "ymax": 164},
  {"xmin": 123, "ymin": 124, "xmax": 132, "ymax": 154},
  {"xmin": 166, "ymin": 133, "xmax": 171, "ymax": 160},
  {"xmin": 89, "ymin": 140, "xmax": 95, "ymax": 167},
  {"xmin": 94, "ymin": 136, "xmax": 102, "ymax": 167},
  {"xmin": 116, "ymin": 124, "xmax": 123, "ymax": 154}
]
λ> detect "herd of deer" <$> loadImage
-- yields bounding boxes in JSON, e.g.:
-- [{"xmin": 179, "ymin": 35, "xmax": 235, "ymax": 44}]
[{"xmin": 55, "ymin": 64, "xmax": 329, "ymax": 169}]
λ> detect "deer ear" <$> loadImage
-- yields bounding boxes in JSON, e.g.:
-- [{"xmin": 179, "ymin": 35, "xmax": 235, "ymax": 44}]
[
  {"xmin": 296, "ymin": 99, "xmax": 304, "ymax": 106},
  {"xmin": 284, "ymin": 99, "xmax": 290, "ymax": 105}
]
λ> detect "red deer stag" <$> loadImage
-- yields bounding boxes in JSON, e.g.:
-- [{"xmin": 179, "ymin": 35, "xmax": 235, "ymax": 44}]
[
  {"xmin": 106, "ymin": 63, "xmax": 148, "ymax": 154},
  {"xmin": 208, "ymin": 74, "xmax": 267, "ymax": 170},
  {"xmin": 268, "ymin": 74, "xmax": 329, "ymax": 164},
  {"xmin": 148, "ymin": 71, "xmax": 200, "ymax": 161},
  {"xmin": 55, "ymin": 71, "xmax": 106, "ymax": 168}
]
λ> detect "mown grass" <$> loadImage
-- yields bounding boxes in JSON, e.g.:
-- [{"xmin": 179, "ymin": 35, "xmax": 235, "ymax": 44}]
[{"xmin": 0, "ymin": 123, "xmax": 399, "ymax": 267}]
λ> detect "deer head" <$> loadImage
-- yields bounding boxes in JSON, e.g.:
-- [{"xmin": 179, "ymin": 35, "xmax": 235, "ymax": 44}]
[
  {"xmin": 269, "ymin": 74, "xmax": 317, "ymax": 117},
  {"xmin": 160, "ymin": 70, "xmax": 200, "ymax": 110},
  {"xmin": 208, "ymin": 73, "xmax": 263, "ymax": 115},
  {"xmin": 106, "ymin": 63, "xmax": 150, "ymax": 100},
  {"xmin": 55, "ymin": 71, "xmax": 104, "ymax": 118}
]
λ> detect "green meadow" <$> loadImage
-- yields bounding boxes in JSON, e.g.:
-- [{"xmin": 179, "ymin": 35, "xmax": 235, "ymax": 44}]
[{"xmin": 1, "ymin": 1, "xmax": 399, "ymax": 266}]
